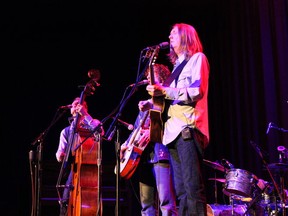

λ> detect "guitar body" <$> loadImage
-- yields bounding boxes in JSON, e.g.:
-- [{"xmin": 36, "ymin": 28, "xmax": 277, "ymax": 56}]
[
  {"xmin": 118, "ymin": 111, "xmax": 150, "ymax": 179},
  {"xmin": 119, "ymin": 129, "xmax": 150, "ymax": 179},
  {"xmin": 119, "ymin": 145, "xmax": 143, "ymax": 180},
  {"xmin": 149, "ymin": 108, "xmax": 163, "ymax": 143}
]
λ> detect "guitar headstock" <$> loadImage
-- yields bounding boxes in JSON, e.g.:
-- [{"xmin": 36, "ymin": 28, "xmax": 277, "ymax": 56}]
[
  {"xmin": 149, "ymin": 47, "xmax": 159, "ymax": 63},
  {"xmin": 147, "ymin": 47, "xmax": 160, "ymax": 85}
]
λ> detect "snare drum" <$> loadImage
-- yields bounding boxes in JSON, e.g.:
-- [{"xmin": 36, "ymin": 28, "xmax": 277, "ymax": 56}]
[{"xmin": 223, "ymin": 168, "xmax": 258, "ymax": 198}]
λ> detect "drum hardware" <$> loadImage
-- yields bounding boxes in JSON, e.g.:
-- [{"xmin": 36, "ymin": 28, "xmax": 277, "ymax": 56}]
[
  {"xmin": 277, "ymin": 146, "xmax": 288, "ymax": 164},
  {"xmin": 267, "ymin": 163, "xmax": 288, "ymax": 172},
  {"xmin": 207, "ymin": 204, "xmax": 247, "ymax": 216},
  {"xmin": 208, "ymin": 177, "xmax": 226, "ymax": 204},
  {"xmin": 208, "ymin": 178, "xmax": 226, "ymax": 183},
  {"xmin": 250, "ymin": 140, "xmax": 287, "ymax": 215},
  {"xmin": 258, "ymin": 181, "xmax": 275, "ymax": 207},
  {"xmin": 203, "ymin": 159, "xmax": 225, "ymax": 172},
  {"xmin": 227, "ymin": 194, "xmax": 253, "ymax": 203},
  {"xmin": 228, "ymin": 196, "xmax": 248, "ymax": 216},
  {"xmin": 244, "ymin": 182, "xmax": 272, "ymax": 215},
  {"xmin": 204, "ymin": 159, "xmax": 225, "ymax": 204},
  {"xmin": 221, "ymin": 158, "xmax": 235, "ymax": 170},
  {"xmin": 267, "ymin": 162, "xmax": 288, "ymax": 215}
]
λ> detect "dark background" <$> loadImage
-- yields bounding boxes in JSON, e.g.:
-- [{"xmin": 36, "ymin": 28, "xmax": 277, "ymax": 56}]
[{"xmin": 2, "ymin": 0, "xmax": 288, "ymax": 215}]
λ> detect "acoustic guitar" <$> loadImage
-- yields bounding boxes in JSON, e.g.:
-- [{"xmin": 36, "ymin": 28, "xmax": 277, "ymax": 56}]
[{"xmin": 118, "ymin": 111, "xmax": 150, "ymax": 180}]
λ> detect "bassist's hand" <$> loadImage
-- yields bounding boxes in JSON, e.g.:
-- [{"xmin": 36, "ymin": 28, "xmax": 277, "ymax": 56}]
[{"xmin": 146, "ymin": 84, "xmax": 166, "ymax": 97}]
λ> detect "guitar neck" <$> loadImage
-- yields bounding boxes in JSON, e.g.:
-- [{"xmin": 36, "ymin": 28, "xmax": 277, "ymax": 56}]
[{"xmin": 152, "ymin": 96, "xmax": 165, "ymax": 112}]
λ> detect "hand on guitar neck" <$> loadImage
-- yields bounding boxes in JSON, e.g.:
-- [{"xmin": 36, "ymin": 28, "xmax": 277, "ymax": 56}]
[
  {"xmin": 146, "ymin": 83, "xmax": 166, "ymax": 98},
  {"xmin": 145, "ymin": 83, "xmax": 166, "ymax": 143}
]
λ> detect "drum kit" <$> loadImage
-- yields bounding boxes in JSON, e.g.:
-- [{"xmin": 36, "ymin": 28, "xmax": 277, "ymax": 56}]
[{"xmin": 204, "ymin": 157, "xmax": 288, "ymax": 216}]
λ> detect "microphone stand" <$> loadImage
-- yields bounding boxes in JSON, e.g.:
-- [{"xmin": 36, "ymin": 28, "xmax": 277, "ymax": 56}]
[
  {"xmin": 30, "ymin": 108, "xmax": 68, "ymax": 216},
  {"xmin": 56, "ymin": 92, "xmax": 84, "ymax": 206},
  {"xmin": 103, "ymin": 50, "xmax": 150, "ymax": 216},
  {"xmin": 269, "ymin": 123, "xmax": 288, "ymax": 133},
  {"xmin": 104, "ymin": 98, "xmax": 131, "ymax": 216}
]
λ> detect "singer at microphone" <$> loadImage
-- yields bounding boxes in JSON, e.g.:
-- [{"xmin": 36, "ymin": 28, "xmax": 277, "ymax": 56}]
[{"xmin": 129, "ymin": 80, "xmax": 149, "ymax": 87}]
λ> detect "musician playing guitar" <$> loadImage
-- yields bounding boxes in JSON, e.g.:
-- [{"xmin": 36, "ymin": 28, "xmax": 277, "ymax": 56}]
[{"xmin": 120, "ymin": 64, "xmax": 178, "ymax": 216}]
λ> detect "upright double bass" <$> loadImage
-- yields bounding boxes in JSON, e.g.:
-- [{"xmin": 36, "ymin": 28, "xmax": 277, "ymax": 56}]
[
  {"xmin": 56, "ymin": 70, "xmax": 102, "ymax": 216},
  {"xmin": 68, "ymin": 128, "xmax": 101, "ymax": 215}
]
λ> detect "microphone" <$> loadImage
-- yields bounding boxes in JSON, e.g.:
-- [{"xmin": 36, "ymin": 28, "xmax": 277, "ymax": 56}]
[
  {"xmin": 221, "ymin": 159, "xmax": 234, "ymax": 170},
  {"xmin": 143, "ymin": 41, "xmax": 170, "ymax": 50},
  {"xmin": 266, "ymin": 122, "xmax": 272, "ymax": 134},
  {"xmin": 129, "ymin": 80, "xmax": 149, "ymax": 87},
  {"xmin": 59, "ymin": 104, "xmax": 73, "ymax": 109},
  {"xmin": 116, "ymin": 118, "xmax": 134, "ymax": 131}
]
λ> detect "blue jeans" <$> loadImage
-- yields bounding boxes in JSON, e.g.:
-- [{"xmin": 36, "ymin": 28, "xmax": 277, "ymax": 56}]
[
  {"xmin": 168, "ymin": 130, "xmax": 207, "ymax": 216},
  {"xmin": 139, "ymin": 162, "xmax": 178, "ymax": 216}
]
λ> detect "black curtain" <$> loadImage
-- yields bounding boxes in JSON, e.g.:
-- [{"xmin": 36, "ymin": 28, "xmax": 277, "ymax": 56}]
[
  {"xmin": 204, "ymin": 0, "xmax": 288, "ymax": 203},
  {"xmin": 3, "ymin": 0, "xmax": 288, "ymax": 214}
]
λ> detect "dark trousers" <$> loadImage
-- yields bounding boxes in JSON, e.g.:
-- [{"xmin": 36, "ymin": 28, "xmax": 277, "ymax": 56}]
[
  {"xmin": 59, "ymin": 171, "xmax": 73, "ymax": 216},
  {"xmin": 168, "ymin": 129, "xmax": 207, "ymax": 216}
]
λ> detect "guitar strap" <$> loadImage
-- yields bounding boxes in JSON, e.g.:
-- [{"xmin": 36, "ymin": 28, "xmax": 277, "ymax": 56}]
[
  {"xmin": 163, "ymin": 59, "xmax": 188, "ymax": 87},
  {"xmin": 161, "ymin": 59, "xmax": 189, "ymax": 124}
]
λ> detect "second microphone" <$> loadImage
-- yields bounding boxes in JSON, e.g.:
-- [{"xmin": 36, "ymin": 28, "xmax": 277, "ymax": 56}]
[{"xmin": 113, "ymin": 118, "xmax": 134, "ymax": 131}]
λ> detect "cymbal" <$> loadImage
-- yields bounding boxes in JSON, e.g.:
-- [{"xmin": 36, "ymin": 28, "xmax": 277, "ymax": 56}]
[
  {"xmin": 267, "ymin": 163, "xmax": 288, "ymax": 171},
  {"xmin": 208, "ymin": 178, "xmax": 226, "ymax": 183},
  {"xmin": 203, "ymin": 159, "xmax": 225, "ymax": 172}
]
